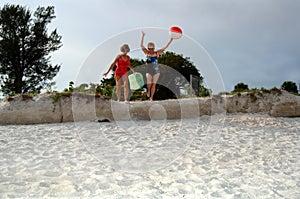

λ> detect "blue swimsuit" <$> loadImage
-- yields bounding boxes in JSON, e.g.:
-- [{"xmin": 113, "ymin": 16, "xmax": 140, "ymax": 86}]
[{"xmin": 146, "ymin": 54, "xmax": 160, "ymax": 75}]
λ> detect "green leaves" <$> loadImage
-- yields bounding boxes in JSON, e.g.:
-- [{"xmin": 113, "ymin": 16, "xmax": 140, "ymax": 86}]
[
  {"xmin": 156, "ymin": 52, "xmax": 204, "ymax": 99},
  {"xmin": 281, "ymin": 81, "xmax": 298, "ymax": 94},
  {"xmin": 233, "ymin": 82, "xmax": 249, "ymax": 93}
]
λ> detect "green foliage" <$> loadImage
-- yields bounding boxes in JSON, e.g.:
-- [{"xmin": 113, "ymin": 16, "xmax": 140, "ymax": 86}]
[
  {"xmin": 130, "ymin": 58, "xmax": 145, "ymax": 68},
  {"xmin": 51, "ymin": 90, "xmax": 62, "ymax": 104},
  {"xmin": 260, "ymin": 87, "xmax": 270, "ymax": 93},
  {"xmin": 156, "ymin": 52, "xmax": 204, "ymax": 100},
  {"xmin": 68, "ymin": 81, "xmax": 74, "ymax": 92},
  {"xmin": 0, "ymin": 4, "xmax": 62, "ymax": 96},
  {"xmin": 130, "ymin": 89, "xmax": 148, "ymax": 101},
  {"xmin": 232, "ymin": 82, "xmax": 249, "ymax": 93},
  {"xmin": 199, "ymin": 85, "xmax": 211, "ymax": 97},
  {"xmin": 98, "ymin": 76, "xmax": 115, "ymax": 97},
  {"xmin": 281, "ymin": 81, "xmax": 298, "ymax": 94},
  {"xmin": 270, "ymin": 87, "xmax": 282, "ymax": 94}
]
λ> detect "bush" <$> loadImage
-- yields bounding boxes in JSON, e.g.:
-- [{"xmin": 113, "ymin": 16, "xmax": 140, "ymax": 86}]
[
  {"xmin": 232, "ymin": 82, "xmax": 249, "ymax": 93},
  {"xmin": 199, "ymin": 85, "xmax": 211, "ymax": 97},
  {"xmin": 281, "ymin": 81, "xmax": 298, "ymax": 94}
]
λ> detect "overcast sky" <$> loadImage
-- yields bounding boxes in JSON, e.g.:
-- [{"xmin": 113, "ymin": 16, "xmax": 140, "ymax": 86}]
[{"xmin": 4, "ymin": 0, "xmax": 300, "ymax": 93}]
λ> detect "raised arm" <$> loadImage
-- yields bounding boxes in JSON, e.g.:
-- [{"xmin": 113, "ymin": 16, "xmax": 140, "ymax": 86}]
[
  {"xmin": 140, "ymin": 31, "xmax": 148, "ymax": 54},
  {"xmin": 103, "ymin": 55, "xmax": 119, "ymax": 77},
  {"xmin": 156, "ymin": 37, "xmax": 173, "ymax": 55}
]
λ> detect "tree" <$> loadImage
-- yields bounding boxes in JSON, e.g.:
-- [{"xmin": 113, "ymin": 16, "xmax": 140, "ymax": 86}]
[
  {"xmin": 156, "ymin": 51, "xmax": 204, "ymax": 100},
  {"xmin": 281, "ymin": 81, "xmax": 298, "ymax": 94},
  {"xmin": 0, "ymin": 4, "xmax": 62, "ymax": 96},
  {"xmin": 233, "ymin": 82, "xmax": 249, "ymax": 93}
]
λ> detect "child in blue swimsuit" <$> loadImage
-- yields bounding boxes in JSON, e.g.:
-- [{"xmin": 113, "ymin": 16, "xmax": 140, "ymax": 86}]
[{"xmin": 140, "ymin": 31, "xmax": 173, "ymax": 101}]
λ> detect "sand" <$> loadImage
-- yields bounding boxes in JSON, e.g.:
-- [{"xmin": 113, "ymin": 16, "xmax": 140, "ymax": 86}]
[{"xmin": 0, "ymin": 114, "xmax": 299, "ymax": 198}]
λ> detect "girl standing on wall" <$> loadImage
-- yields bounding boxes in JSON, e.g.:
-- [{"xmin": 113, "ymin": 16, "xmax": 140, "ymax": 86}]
[{"xmin": 140, "ymin": 31, "xmax": 173, "ymax": 101}]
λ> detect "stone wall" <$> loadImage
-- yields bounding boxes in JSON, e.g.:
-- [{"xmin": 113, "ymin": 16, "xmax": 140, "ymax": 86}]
[{"xmin": 0, "ymin": 90, "xmax": 299, "ymax": 124}]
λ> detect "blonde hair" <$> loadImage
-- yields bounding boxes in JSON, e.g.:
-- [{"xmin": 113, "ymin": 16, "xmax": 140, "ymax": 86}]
[
  {"xmin": 147, "ymin": 42, "xmax": 155, "ymax": 48},
  {"xmin": 120, "ymin": 44, "xmax": 130, "ymax": 53}
]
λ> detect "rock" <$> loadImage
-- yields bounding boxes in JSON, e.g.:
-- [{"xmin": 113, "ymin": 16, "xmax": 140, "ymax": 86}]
[
  {"xmin": 0, "ymin": 93, "xmax": 62, "ymax": 124},
  {"xmin": 97, "ymin": 118, "xmax": 111, "ymax": 123},
  {"xmin": 270, "ymin": 101, "xmax": 300, "ymax": 117}
]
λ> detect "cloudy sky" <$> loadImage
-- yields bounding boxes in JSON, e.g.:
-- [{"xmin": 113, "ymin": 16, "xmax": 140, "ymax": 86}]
[{"xmin": 4, "ymin": 0, "xmax": 300, "ymax": 93}]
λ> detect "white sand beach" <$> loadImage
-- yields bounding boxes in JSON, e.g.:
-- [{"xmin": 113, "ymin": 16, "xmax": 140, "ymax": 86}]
[{"xmin": 0, "ymin": 114, "xmax": 299, "ymax": 198}]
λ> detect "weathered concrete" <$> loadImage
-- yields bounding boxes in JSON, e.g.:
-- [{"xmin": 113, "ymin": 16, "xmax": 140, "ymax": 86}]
[{"xmin": 0, "ymin": 90, "xmax": 299, "ymax": 124}]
